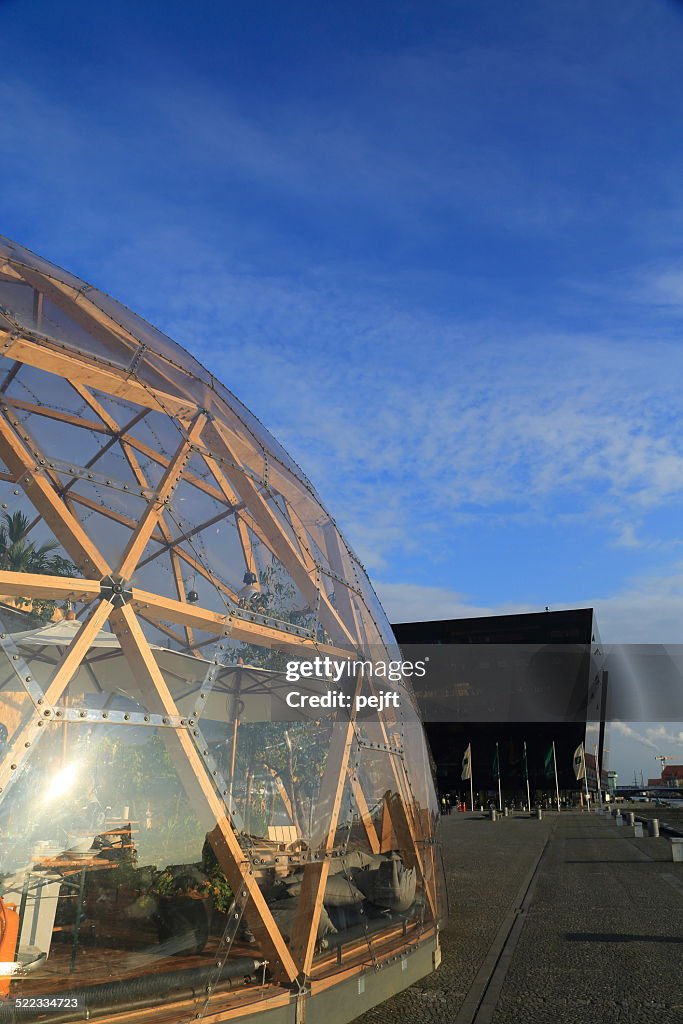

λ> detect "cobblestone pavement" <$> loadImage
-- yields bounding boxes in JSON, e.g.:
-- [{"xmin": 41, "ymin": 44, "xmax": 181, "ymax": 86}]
[
  {"xmin": 355, "ymin": 811, "xmax": 683, "ymax": 1024},
  {"xmin": 491, "ymin": 813, "xmax": 683, "ymax": 1024},
  {"xmin": 355, "ymin": 811, "xmax": 553, "ymax": 1024}
]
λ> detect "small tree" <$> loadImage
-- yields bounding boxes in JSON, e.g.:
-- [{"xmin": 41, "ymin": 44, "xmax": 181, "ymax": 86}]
[{"xmin": 0, "ymin": 511, "xmax": 77, "ymax": 620}]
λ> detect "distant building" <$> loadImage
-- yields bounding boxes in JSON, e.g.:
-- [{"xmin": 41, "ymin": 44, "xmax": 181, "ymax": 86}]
[
  {"xmin": 648, "ymin": 766, "xmax": 683, "ymax": 788},
  {"xmin": 392, "ymin": 608, "xmax": 608, "ymax": 804}
]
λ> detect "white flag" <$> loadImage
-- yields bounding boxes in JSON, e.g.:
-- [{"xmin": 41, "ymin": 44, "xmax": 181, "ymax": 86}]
[
  {"xmin": 573, "ymin": 742, "xmax": 586, "ymax": 780},
  {"xmin": 461, "ymin": 743, "xmax": 472, "ymax": 781}
]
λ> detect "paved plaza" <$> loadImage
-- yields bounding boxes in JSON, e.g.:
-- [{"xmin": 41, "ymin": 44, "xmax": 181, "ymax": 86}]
[{"xmin": 357, "ymin": 809, "xmax": 683, "ymax": 1024}]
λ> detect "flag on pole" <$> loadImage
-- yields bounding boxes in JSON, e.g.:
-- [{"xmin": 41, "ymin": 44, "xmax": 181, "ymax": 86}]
[
  {"xmin": 461, "ymin": 744, "xmax": 472, "ymax": 781},
  {"xmin": 573, "ymin": 742, "xmax": 586, "ymax": 780},
  {"xmin": 522, "ymin": 741, "xmax": 529, "ymax": 780},
  {"xmin": 492, "ymin": 743, "xmax": 501, "ymax": 780},
  {"xmin": 543, "ymin": 743, "xmax": 554, "ymax": 779}
]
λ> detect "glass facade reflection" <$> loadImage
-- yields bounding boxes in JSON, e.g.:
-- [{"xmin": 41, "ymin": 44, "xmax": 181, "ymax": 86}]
[{"xmin": 0, "ymin": 237, "xmax": 442, "ymax": 1023}]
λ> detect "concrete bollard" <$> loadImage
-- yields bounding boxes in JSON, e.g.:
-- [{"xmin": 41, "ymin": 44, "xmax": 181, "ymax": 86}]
[
  {"xmin": 671, "ymin": 838, "xmax": 683, "ymax": 863},
  {"xmin": 616, "ymin": 814, "xmax": 623, "ymax": 827},
  {"xmin": 648, "ymin": 819, "xmax": 660, "ymax": 838},
  {"xmin": 536, "ymin": 807, "xmax": 543, "ymax": 821},
  {"xmin": 626, "ymin": 812, "xmax": 635, "ymax": 827},
  {"xmin": 504, "ymin": 806, "xmax": 509, "ymax": 818},
  {"xmin": 489, "ymin": 808, "xmax": 497, "ymax": 822},
  {"xmin": 634, "ymin": 823, "xmax": 644, "ymax": 838}
]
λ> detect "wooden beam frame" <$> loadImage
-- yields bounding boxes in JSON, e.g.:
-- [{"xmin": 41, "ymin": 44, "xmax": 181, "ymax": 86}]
[
  {"xmin": 0, "ymin": 596, "xmax": 114, "ymax": 793},
  {"xmin": 115, "ymin": 412, "xmax": 207, "ymax": 579},
  {"xmin": 0, "ymin": 412, "xmax": 111, "ymax": 578},
  {"xmin": 204, "ymin": 420, "xmax": 359, "ymax": 649},
  {"xmin": 130, "ymin": 585, "xmax": 353, "ymax": 658},
  {"xmin": 106, "ymin": 603, "xmax": 299, "ymax": 982},
  {"xmin": 0, "ymin": 254, "xmax": 440, "ymax": 989},
  {"xmin": 288, "ymin": 671, "xmax": 365, "ymax": 977},
  {"xmin": 348, "ymin": 766, "xmax": 381, "ymax": 855}
]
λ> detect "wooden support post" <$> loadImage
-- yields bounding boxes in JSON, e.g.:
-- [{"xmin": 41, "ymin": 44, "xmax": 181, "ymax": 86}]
[
  {"xmin": 204, "ymin": 421, "xmax": 357, "ymax": 648},
  {"xmin": 106, "ymin": 603, "xmax": 299, "ymax": 983},
  {"xmin": 116, "ymin": 413, "xmax": 207, "ymax": 580},
  {"xmin": 0, "ymin": 597, "xmax": 114, "ymax": 794},
  {"xmin": 348, "ymin": 767, "xmax": 381, "ymax": 855},
  {"xmin": 0, "ymin": 414, "xmax": 111, "ymax": 578},
  {"xmin": 288, "ymin": 672, "xmax": 364, "ymax": 978}
]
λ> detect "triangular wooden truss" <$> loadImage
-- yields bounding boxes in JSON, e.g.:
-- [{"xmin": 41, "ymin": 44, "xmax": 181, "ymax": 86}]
[{"xmin": 0, "ymin": 248, "xmax": 437, "ymax": 985}]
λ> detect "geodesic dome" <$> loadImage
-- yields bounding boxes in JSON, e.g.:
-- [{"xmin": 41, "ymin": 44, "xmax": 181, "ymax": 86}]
[{"xmin": 0, "ymin": 237, "xmax": 442, "ymax": 1024}]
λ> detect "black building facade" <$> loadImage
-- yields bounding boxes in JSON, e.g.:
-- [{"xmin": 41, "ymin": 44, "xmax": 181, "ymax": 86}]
[{"xmin": 392, "ymin": 608, "xmax": 608, "ymax": 807}]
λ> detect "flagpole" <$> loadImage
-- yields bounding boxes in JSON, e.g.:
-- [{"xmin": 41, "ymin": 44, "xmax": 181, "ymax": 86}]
[
  {"xmin": 583, "ymin": 745, "xmax": 590, "ymax": 812},
  {"xmin": 496, "ymin": 742, "xmax": 502, "ymax": 811},
  {"xmin": 552, "ymin": 741, "xmax": 560, "ymax": 813},
  {"xmin": 462, "ymin": 743, "xmax": 474, "ymax": 812},
  {"xmin": 524, "ymin": 741, "xmax": 531, "ymax": 812},
  {"xmin": 594, "ymin": 743, "xmax": 603, "ymax": 808}
]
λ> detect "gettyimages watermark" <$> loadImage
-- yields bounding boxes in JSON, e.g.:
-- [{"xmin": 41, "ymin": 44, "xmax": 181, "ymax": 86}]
[
  {"xmin": 283, "ymin": 655, "xmax": 428, "ymax": 713},
  {"xmin": 264, "ymin": 644, "xmax": 683, "ymax": 723}
]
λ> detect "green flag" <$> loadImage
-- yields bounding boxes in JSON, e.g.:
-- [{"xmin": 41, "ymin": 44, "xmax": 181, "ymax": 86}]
[
  {"xmin": 492, "ymin": 743, "xmax": 500, "ymax": 780},
  {"xmin": 523, "ymin": 741, "xmax": 529, "ymax": 781},
  {"xmin": 544, "ymin": 743, "xmax": 554, "ymax": 779}
]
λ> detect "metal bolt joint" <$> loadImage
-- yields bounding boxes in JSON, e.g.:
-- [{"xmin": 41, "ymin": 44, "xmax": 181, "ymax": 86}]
[{"xmin": 100, "ymin": 574, "xmax": 133, "ymax": 607}]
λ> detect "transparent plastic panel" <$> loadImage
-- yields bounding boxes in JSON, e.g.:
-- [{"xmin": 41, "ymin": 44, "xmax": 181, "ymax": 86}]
[
  {"xmin": 0, "ymin": 721, "xmax": 271, "ymax": 1014},
  {"xmin": 66, "ymin": 480, "xmax": 148, "ymax": 570},
  {"xmin": 213, "ymin": 381, "xmax": 314, "ymax": 491},
  {"xmin": 356, "ymin": 580, "xmax": 400, "ymax": 653},
  {"xmin": 399, "ymin": 720, "xmax": 438, "ymax": 828},
  {"xmin": 4, "ymin": 361, "xmax": 103, "ymax": 424},
  {"xmin": 82, "ymin": 289, "xmax": 215, "ymax": 394},
  {"xmin": 354, "ymin": 746, "xmax": 430, "ymax": 929},
  {"xmin": 318, "ymin": 572, "xmax": 366, "ymax": 649},
  {"xmin": 0, "ymin": 240, "xmax": 91, "ymax": 294},
  {"xmin": 0, "ymin": 275, "xmax": 127, "ymax": 364},
  {"xmin": 0, "ymin": 236, "xmax": 444, "ymax": 983},
  {"xmin": 42, "ymin": 613, "xmax": 231, "ymax": 721},
  {"xmin": 303, "ymin": 746, "xmax": 429, "ymax": 976},
  {"xmin": 201, "ymin": 419, "xmax": 267, "ymax": 490},
  {"xmin": 285, "ymin": 773, "xmax": 374, "ymax": 977},
  {"xmin": 0, "ymin": 668, "xmax": 35, "ymax": 757},
  {"xmin": 71, "ymin": 444, "xmax": 148, "ymax": 496},
  {"xmin": 122, "ymin": 410, "xmax": 187, "ymax": 480},
  {"xmin": 134, "ymin": 351, "xmax": 215, "ymax": 413},
  {"xmin": 1, "ymin": 414, "xmax": 103, "ymax": 486},
  {"xmin": 0, "ymin": 278, "xmax": 37, "ymax": 329},
  {"xmin": 40, "ymin": 296, "xmax": 137, "ymax": 370},
  {"xmin": 178, "ymin": 451, "xmax": 227, "ymax": 499},
  {"xmin": 169, "ymin": 513, "xmax": 248, "ymax": 602},
  {"xmin": 249, "ymin": 541, "xmax": 315, "ymax": 634},
  {"xmin": 130, "ymin": 543, "xmax": 200, "ymax": 613},
  {"xmin": 207, "ymin": 719, "xmax": 332, "ymax": 844},
  {"xmin": 0, "ymin": 480, "xmax": 82, "ymax": 627},
  {"xmin": 79, "ymin": 388, "xmax": 147, "ymax": 432},
  {"xmin": 265, "ymin": 464, "xmax": 333, "ymax": 559}
]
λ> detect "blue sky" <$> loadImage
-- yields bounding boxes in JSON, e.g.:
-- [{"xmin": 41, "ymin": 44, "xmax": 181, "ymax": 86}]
[{"xmin": 2, "ymin": 0, "xmax": 683, "ymax": 780}]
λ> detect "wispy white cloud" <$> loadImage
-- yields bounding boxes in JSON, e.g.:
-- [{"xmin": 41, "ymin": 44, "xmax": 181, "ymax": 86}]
[
  {"xmin": 611, "ymin": 722, "xmax": 683, "ymax": 769},
  {"xmin": 633, "ymin": 264, "xmax": 683, "ymax": 309},
  {"xmin": 375, "ymin": 581, "xmax": 508, "ymax": 624},
  {"xmin": 4, "ymin": 7, "xmax": 683, "ymax": 649},
  {"xmin": 149, "ymin": 264, "xmax": 683, "ymax": 568},
  {"xmin": 612, "ymin": 721, "xmax": 660, "ymax": 751},
  {"xmin": 377, "ymin": 561, "xmax": 683, "ymax": 645}
]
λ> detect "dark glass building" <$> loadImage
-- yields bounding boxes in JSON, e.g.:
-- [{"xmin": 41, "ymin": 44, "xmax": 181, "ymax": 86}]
[{"xmin": 392, "ymin": 608, "xmax": 608, "ymax": 807}]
